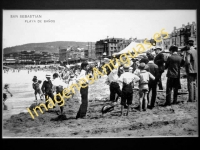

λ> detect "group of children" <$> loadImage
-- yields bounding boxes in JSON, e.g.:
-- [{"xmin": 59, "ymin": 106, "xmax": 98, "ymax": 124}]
[{"xmin": 106, "ymin": 55, "xmax": 157, "ymax": 116}]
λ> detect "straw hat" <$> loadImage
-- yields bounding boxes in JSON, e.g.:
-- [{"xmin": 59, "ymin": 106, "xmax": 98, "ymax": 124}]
[
  {"xmin": 46, "ymin": 74, "xmax": 51, "ymax": 78},
  {"xmin": 154, "ymin": 46, "xmax": 162, "ymax": 50}
]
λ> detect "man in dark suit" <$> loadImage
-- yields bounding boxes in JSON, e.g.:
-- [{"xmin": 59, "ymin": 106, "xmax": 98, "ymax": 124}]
[
  {"xmin": 164, "ymin": 46, "xmax": 185, "ymax": 106},
  {"xmin": 153, "ymin": 46, "xmax": 165, "ymax": 90},
  {"xmin": 41, "ymin": 74, "xmax": 56, "ymax": 108},
  {"xmin": 146, "ymin": 54, "xmax": 159, "ymax": 109}
]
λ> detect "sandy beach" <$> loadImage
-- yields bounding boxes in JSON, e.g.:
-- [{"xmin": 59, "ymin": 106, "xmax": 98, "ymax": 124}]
[{"xmin": 2, "ymin": 70, "xmax": 198, "ymax": 137}]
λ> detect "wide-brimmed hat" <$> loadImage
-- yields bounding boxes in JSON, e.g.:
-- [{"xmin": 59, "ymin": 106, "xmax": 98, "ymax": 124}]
[
  {"xmin": 123, "ymin": 64, "xmax": 130, "ymax": 70},
  {"xmin": 154, "ymin": 46, "xmax": 162, "ymax": 50},
  {"xmin": 46, "ymin": 74, "xmax": 51, "ymax": 78},
  {"xmin": 186, "ymin": 39, "xmax": 194, "ymax": 45}
]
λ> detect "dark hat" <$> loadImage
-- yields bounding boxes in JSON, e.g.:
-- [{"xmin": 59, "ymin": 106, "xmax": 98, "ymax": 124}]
[
  {"xmin": 101, "ymin": 104, "xmax": 114, "ymax": 114},
  {"xmin": 147, "ymin": 53, "xmax": 154, "ymax": 60},
  {"xmin": 169, "ymin": 45, "xmax": 178, "ymax": 52},
  {"xmin": 146, "ymin": 52, "xmax": 151, "ymax": 55},
  {"xmin": 180, "ymin": 46, "xmax": 188, "ymax": 51},
  {"xmin": 32, "ymin": 78, "xmax": 37, "ymax": 82},
  {"xmin": 53, "ymin": 73, "xmax": 59, "ymax": 78},
  {"xmin": 139, "ymin": 57, "xmax": 149, "ymax": 64},
  {"xmin": 81, "ymin": 62, "xmax": 89, "ymax": 69},
  {"xmin": 187, "ymin": 40, "xmax": 194, "ymax": 44}
]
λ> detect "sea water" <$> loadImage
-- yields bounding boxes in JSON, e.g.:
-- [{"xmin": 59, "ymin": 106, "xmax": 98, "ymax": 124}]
[{"xmin": 2, "ymin": 70, "xmax": 53, "ymax": 119}]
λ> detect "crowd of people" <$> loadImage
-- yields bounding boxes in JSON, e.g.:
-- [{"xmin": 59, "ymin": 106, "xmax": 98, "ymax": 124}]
[
  {"xmin": 104, "ymin": 39, "xmax": 197, "ymax": 116},
  {"xmin": 29, "ymin": 62, "xmax": 92, "ymax": 118},
  {"xmin": 3, "ymin": 39, "xmax": 197, "ymax": 119}
]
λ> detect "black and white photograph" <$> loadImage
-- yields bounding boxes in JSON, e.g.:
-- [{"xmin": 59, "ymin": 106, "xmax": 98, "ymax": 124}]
[{"xmin": 2, "ymin": 9, "xmax": 198, "ymax": 137}]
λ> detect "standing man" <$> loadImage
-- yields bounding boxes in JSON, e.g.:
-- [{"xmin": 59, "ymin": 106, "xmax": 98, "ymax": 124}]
[
  {"xmin": 76, "ymin": 62, "xmax": 90, "ymax": 119},
  {"xmin": 146, "ymin": 53, "xmax": 159, "ymax": 109},
  {"xmin": 41, "ymin": 74, "xmax": 56, "ymax": 108},
  {"xmin": 185, "ymin": 40, "xmax": 197, "ymax": 102},
  {"xmin": 164, "ymin": 46, "xmax": 184, "ymax": 106},
  {"xmin": 154, "ymin": 46, "xmax": 165, "ymax": 90}
]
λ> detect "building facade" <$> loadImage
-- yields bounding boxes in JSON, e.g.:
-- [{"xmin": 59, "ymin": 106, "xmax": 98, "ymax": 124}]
[
  {"xmin": 157, "ymin": 22, "xmax": 197, "ymax": 49},
  {"xmin": 95, "ymin": 38, "xmax": 123, "ymax": 58},
  {"xmin": 19, "ymin": 50, "xmax": 36, "ymax": 64},
  {"xmin": 3, "ymin": 53, "xmax": 19, "ymax": 64},
  {"xmin": 59, "ymin": 46, "xmax": 89, "ymax": 64},
  {"xmin": 87, "ymin": 42, "xmax": 96, "ymax": 60},
  {"xmin": 4, "ymin": 50, "xmax": 59, "ymax": 65}
]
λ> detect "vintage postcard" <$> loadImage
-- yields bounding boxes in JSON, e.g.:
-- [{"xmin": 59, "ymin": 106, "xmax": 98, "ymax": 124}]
[{"xmin": 2, "ymin": 10, "xmax": 197, "ymax": 138}]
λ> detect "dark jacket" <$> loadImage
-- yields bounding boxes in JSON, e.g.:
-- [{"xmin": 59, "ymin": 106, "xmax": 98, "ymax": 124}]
[
  {"xmin": 185, "ymin": 47, "xmax": 197, "ymax": 74},
  {"xmin": 147, "ymin": 61, "xmax": 159, "ymax": 84},
  {"xmin": 154, "ymin": 52, "xmax": 165, "ymax": 73},
  {"xmin": 165, "ymin": 53, "xmax": 184, "ymax": 78},
  {"xmin": 118, "ymin": 67, "xmax": 124, "ymax": 77},
  {"xmin": 131, "ymin": 61, "xmax": 138, "ymax": 73},
  {"xmin": 41, "ymin": 80, "xmax": 53, "ymax": 94}
]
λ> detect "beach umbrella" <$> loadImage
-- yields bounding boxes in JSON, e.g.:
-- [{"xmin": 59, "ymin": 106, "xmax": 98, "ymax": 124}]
[{"xmin": 112, "ymin": 41, "xmax": 152, "ymax": 56}]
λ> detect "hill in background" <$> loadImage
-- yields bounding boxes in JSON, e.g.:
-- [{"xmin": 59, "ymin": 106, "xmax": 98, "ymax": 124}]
[{"xmin": 3, "ymin": 41, "xmax": 95, "ymax": 54}]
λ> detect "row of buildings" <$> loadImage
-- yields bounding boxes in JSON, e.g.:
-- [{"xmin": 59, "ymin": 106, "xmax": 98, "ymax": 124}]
[
  {"xmin": 58, "ymin": 42, "xmax": 96, "ymax": 64},
  {"xmin": 3, "ymin": 21, "xmax": 197, "ymax": 65},
  {"xmin": 3, "ymin": 51, "xmax": 59, "ymax": 65},
  {"xmin": 3, "ymin": 44, "xmax": 96, "ymax": 65},
  {"xmin": 156, "ymin": 22, "xmax": 197, "ymax": 49},
  {"xmin": 95, "ymin": 22, "xmax": 197, "ymax": 59}
]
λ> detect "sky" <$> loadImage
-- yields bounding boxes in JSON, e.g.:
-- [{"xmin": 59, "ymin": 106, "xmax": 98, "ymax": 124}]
[{"xmin": 3, "ymin": 10, "xmax": 196, "ymax": 48}]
